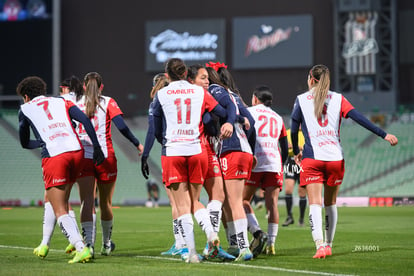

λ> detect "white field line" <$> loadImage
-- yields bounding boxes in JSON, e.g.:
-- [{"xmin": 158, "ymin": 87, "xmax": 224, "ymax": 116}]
[{"xmin": 0, "ymin": 245, "xmax": 356, "ymax": 276}]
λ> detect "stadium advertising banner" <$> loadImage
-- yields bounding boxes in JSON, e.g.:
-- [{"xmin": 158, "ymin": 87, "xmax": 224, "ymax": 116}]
[
  {"xmin": 145, "ymin": 19, "xmax": 225, "ymax": 72},
  {"xmin": 232, "ymin": 15, "xmax": 313, "ymax": 69}
]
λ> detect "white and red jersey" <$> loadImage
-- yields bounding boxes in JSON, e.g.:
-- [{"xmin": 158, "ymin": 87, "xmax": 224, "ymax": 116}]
[
  {"xmin": 20, "ymin": 95, "xmax": 82, "ymax": 157},
  {"xmin": 60, "ymin": 92, "xmax": 77, "ymax": 103},
  {"xmin": 247, "ymin": 104, "xmax": 286, "ymax": 172},
  {"xmin": 292, "ymin": 89, "xmax": 354, "ymax": 161},
  {"xmin": 75, "ymin": 95, "xmax": 123, "ymax": 159},
  {"xmin": 154, "ymin": 80, "xmax": 219, "ymax": 156}
]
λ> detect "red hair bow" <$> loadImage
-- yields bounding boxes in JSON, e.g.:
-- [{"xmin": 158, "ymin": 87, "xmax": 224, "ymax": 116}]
[{"xmin": 206, "ymin": 61, "xmax": 227, "ymax": 72}]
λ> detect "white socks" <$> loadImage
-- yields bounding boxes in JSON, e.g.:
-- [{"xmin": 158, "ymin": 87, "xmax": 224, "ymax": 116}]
[
  {"xmin": 267, "ymin": 223, "xmax": 278, "ymax": 245},
  {"xmin": 246, "ymin": 213, "xmax": 261, "ymax": 235},
  {"xmin": 309, "ymin": 204, "xmax": 324, "ymax": 249},
  {"xmin": 101, "ymin": 219, "xmax": 113, "ymax": 247},
  {"xmin": 194, "ymin": 208, "xmax": 215, "ymax": 241},
  {"xmin": 207, "ymin": 200, "xmax": 222, "ymax": 233},
  {"xmin": 57, "ymin": 214, "xmax": 84, "ymax": 252},
  {"xmin": 234, "ymin": 218, "xmax": 249, "ymax": 249},
  {"xmin": 177, "ymin": 214, "xmax": 195, "ymax": 254},
  {"xmin": 226, "ymin": 221, "xmax": 238, "ymax": 248},
  {"xmin": 68, "ymin": 209, "xmax": 77, "ymax": 226},
  {"xmin": 173, "ymin": 219, "xmax": 186, "ymax": 249},
  {"xmin": 325, "ymin": 204, "xmax": 338, "ymax": 247},
  {"xmin": 41, "ymin": 202, "xmax": 56, "ymax": 246}
]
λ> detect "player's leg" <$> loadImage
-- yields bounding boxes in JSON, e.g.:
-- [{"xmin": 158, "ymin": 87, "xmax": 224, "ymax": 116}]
[
  {"xmin": 97, "ymin": 181, "xmax": 116, "ymax": 256},
  {"xmin": 47, "ymin": 184, "xmax": 91, "ymax": 263},
  {"xmin": 33, "ymin": 192, "xmax": 55, "ymax": 258},
  {"xmin": 170, "ymin": 181, "xmax": 199, "ymax": 263},
  {"xmin": 189, "ymin": 153, "xmax": 219, "ymax": 259},
  {"xmin": 225, "ymin": 178, "xmax": 252, "ymax": 261},
  {"xmin": 204, "ymin": 176, "xmax": 224, "ymax": 235},
  {"xmin": 243, "ymin": 182, "xmax": 266, "ymax": 258},
  {"xmin": 161, "ymin": 186, "xmax": 186, "ymax": 256},
  {"xmin": 298, "ymin": 185, "xmax": 307, "ymax": 226},
  {"xmin": 307, "ymin": 182, "xmax": 325, "ymax": 258},
  {"xmin": 77, "ymin": 176, "xmax": 96, "ymax": 254},
  {"xmin": 323, "ymin": 160, "xmax": 343, "ymax": 256},
  {"xmin": 264, "ymin": 175, "xmax": 282, "ymax": 256},
  {"xmin": 323, "ymin": 184, "xmax": 339, "ymax": 256},
  {"xmin": 282, "ymin": 178, "xmax": 295, "ymax": 226}
]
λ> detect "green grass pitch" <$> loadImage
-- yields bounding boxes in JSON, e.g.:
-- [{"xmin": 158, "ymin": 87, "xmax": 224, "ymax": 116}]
[{"xmin": 0, "ymin": 206, "xmax": 413, "ymax": 275}]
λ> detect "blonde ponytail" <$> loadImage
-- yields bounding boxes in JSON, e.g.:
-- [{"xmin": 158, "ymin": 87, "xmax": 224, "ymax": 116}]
[
  {"xmin": 310, "ymin": 65, "xmax": 330, "ymax": 119},
  {"xmin": 84, "ymin": 72, "xmax": 104, "ymax": 118}
]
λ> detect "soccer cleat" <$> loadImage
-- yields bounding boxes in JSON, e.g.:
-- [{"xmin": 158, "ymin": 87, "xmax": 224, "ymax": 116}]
[
  {"xmin": 265, "ymin": 244, "xmax": 275, "ymax": 255},
  {"xmin": 249, "ymin": 230, "xmax": 268, "ymax": 258},
  {"xmin": 313, "ymin": 246, "xmax": 326, "ymax": 259},
  {"xmin": 68, "ymin": 246, "xmax": 92, "ymax": 264},
  {"xmin": 298, "ymin": 218, "xmax": 305, "ymax": 227},
  {"xmin": 227, "ymin": 246, "xmax": 240, "ymax": 258},
  {"xmin": 161, "ymin": 242, "xmax": 179, "ymax": 256},
  {"xmin": 325, "ymin": 245, "xmax": 332, "ymax": 256},
  {"xmin": 207, "ymin": 237, "xmax": 220, "ymax": 259},
  {"xmin": 33, "ymin": 244, "xmax": 49, "ymax": 259},
  {"xmin": 185, "ymin": 253, "xmax": 202, "ymax": 263},
  {"xmin": 101, "ymin": 240, "xmax": 116, "ymax": 256},
  {"xmin": 65, "ymin": 243, "xmax": 75, "ymax": 254},
  {"xmin": 87, "ymin": 244, "xmax": 95, "ymax": 259},
  {"xmin": 216, "ymin": 246, "xmax": 236, "ymax": 261},
  {"xmin": 282, "ymin": 216, "xmax": 294, "ymax": 227},
  {"xmin": 235, "ymin": 248, "xmax": 253, "ymax": 261},
  {"xmin": 180, "ymin": 247, "xmax": 189, "ymax": 262}
]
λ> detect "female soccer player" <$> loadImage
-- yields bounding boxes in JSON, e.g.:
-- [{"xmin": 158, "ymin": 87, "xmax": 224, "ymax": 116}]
[
  {"xmin": 17, "ymin": 76, "xmax": 104, "ymax": 263},
  {"xmin": 205, "ymin": 64, "xmax": 256, "ymax": 261},
  {"xmin": 152, "ymin": 58, "xmax": 227, "ymax": 263},
  {"xmin": 243, "ymin": 85, "xmax": 288, "ymax": 257},
  {"xmin": 141, "ymin": 73, "xmax": 188, "ymax": 257},
  {"xmin": 75, "ymin": 72, "xmax": 144, "ymax": 256},
  {"xmin": 187, "ymin": 64, "xmax": 237, "ymax": 260},
  {"xmin": 291, "ymin": 64, "xmax": 398, "ymax": 258},
  {"xmin": 33, "ymin": 75, "xmax": 85, "ymax": 258}
]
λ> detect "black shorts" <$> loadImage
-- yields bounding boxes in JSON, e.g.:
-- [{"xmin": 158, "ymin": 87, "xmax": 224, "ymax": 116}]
[{"xmin": 284, "ymin": 156, "xmax": 300, "ymax": 182}]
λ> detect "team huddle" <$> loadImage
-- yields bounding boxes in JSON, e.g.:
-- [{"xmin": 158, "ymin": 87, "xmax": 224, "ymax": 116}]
[{"xmin": 17, "ymin": 59, "xmax": 398, "ymax": 264}]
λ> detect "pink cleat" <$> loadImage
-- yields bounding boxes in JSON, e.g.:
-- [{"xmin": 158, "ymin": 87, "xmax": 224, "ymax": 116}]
[
  {"xmin": 325, "ymin": 245, "xmax": 332, "ymax": 256},
  {"xmin": 313, "ymin": 246, "xmax": 326, "ymax": 259}
]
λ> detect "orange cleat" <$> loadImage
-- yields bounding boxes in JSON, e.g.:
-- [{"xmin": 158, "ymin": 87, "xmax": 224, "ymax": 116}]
[
  {"xmin": 313, "ymin": 246, "xmax": 326, "ymax": 259},
  {"xmin": 325, "ymin": 245, "xmax": 332, "ymax": 256}
]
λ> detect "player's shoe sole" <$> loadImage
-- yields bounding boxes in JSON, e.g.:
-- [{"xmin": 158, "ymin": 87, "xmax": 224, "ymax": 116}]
[{"xmin": 250, "ymin": 230, "xmax": 268, "ymax": 258}]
